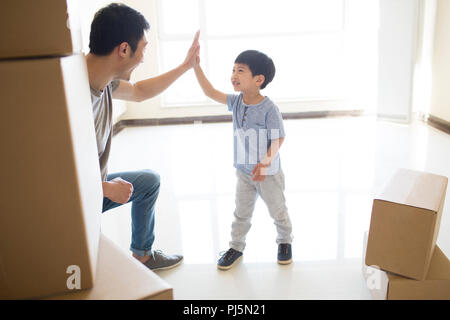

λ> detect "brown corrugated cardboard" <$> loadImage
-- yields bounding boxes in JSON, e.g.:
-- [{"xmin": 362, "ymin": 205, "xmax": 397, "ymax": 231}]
[
  {"xmin": 0, "ymin": 0, "xmax": 81, "ymax": 59},
  {"xmin": 46, "ymin": 234, "xmax": 173, "ymax": 300},
  {"xmin": 365, "ymin": 168, "xmax": 448, "ymax": 280},
  {"xmin": 363, "ymin": 231, "xmax": 450, "ymax": 300},
  {"xmin": 362, "ymin": 232, "xmax": 389, "ymax": 299},
  {"xmin": 0, "ymin": 54, "xmax": 102, "ymax": 299}
]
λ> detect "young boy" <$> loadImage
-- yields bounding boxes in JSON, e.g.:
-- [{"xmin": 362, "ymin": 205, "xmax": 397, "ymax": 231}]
[{"xmin": 194, "ymin": 49, "xmax": 293, "ymax": 270}]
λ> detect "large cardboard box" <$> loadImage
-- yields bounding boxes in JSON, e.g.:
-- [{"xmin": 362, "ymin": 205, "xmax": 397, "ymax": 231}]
[
  {"xmin": 363, "ymin": 232, "xmax": 450, "ymax": 300},
  {"xmin": 365, "ymin": 168, "xmax": 448, "ymax": 280},
  {"xmin": 46, "ymin": 234, "xmax": 173, "ymax": 300},
  {"xmin": 0, "ymin": 0, "xmax": 81, "ymax": 59},
  {"xmin": 0, "ymin": 54, "xmax": 102, "ymax": 299}
]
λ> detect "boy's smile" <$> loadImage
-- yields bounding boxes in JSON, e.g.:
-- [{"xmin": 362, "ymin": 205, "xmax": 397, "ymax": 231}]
[{"xmin": 231, "ymin": 63, "xmax": 259, "ymax": 92}]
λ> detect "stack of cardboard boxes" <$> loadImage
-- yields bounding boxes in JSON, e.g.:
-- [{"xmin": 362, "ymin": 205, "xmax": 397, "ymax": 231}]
[
  {"xmin": 362, "ymin": 168, "xmax": 450, "ymax": 299},
  {"xmin": 0, "ymin": 0, "xmax": 172, "ymax": 300}
]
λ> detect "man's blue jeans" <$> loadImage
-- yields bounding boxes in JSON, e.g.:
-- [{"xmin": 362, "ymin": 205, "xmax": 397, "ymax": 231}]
[{"xmin": 102, "ymin": 169, "xmax": 160, "ymax": 257}]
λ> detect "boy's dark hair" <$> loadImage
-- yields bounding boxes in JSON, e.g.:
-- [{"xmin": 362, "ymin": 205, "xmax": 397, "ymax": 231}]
[
  {"xmin": 89, "ymin": 3, "xmax": 150, "ymax": 56},
  {"xmin": 235, "ymin": 50, "xmax": 276, "ymax": 89}
]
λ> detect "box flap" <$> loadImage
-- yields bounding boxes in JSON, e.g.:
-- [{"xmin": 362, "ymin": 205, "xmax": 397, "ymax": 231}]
[{"xmin": 376, "ymin": 168, "xmax": 448, "ymax": 212}]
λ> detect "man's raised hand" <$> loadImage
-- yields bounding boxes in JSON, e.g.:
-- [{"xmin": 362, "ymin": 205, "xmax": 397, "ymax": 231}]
[{"xmin": 183, "ymin": 30, "xmax": 201, "ymax": 69}]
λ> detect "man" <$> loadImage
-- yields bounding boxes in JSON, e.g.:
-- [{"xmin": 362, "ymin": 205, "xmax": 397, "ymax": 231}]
[{"xmin": 86, "ymin": 3, "xmax": 199, "ymax": 270}]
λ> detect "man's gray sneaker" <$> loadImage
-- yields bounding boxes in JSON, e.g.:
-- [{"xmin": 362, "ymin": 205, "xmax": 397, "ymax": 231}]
[{"xmin": 143, "ymin": 250, "xmax": 183, "ymax": 271}]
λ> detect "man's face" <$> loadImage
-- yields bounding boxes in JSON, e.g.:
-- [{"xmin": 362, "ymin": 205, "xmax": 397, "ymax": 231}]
[{"xmin": 117, "ymin": 33, "xmax": 148, "ymax": 81}]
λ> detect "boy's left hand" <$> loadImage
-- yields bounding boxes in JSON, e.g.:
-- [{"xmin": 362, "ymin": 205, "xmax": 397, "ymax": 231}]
[{"xmin": 252, "ymin": 163, "xmax": 270, "ymax": 182}]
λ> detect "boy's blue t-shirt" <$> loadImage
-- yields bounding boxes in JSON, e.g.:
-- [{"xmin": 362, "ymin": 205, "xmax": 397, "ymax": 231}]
[{"xmin": 227, "ymin": 93, "xmax": 286, "ymax": 175}]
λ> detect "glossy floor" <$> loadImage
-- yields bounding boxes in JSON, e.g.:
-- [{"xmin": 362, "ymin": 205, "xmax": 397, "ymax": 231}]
[{"xmin": 101, "ymin": 116, "xmax": 450, "ymax": 299}]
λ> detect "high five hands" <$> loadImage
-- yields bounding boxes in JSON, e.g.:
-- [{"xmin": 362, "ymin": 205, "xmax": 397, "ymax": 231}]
[{"xmin": 184, "ymin": 30, "xmax": 201, "ymax": 69}]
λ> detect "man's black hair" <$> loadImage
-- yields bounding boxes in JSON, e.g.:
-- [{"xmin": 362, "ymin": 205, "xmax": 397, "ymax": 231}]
[
  {"xmin": 235, "ymin": 50, "xmax": 276, "ymax": 89},
  {"xmin": 89, "ymin": 3, "xmax": 150, "ymax": 56}
]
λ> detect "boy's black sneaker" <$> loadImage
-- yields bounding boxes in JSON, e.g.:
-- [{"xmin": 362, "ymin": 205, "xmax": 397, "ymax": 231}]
[
  {"xmin": 217, "ymin": 248, "xmax": 243, "ymax": 270},
  {"xmin": 278, "ymin": 243, "xmax": 292, "ymax": 265}
]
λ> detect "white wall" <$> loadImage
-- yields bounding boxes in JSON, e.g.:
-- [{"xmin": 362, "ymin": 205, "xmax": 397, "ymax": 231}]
[
  {"xmin": 377, "ymin": 0, "xmax": 419, "ymax": 123},
  {"xmin": 430, "ymin": 0, "xmax": 450, "ymax": 122},
  {"xmin": 411, "ymin": 0, "xmax": 437, "ymax": 117}
]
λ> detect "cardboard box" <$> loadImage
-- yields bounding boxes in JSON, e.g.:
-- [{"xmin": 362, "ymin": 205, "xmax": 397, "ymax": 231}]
[
  {"xmin": 0, "ymin": 0, "xmax": 81, "ymax": 59},
  {"xmin": 363, "ymin": 232, "xmax": 450, "ymax": 300},
  {"xmin": 46, "ymin": 234, "xmax": 173, "ymax": 300},
  {"xmin": 0, "ymin": 54, "xmax": 102, "ymax": 299},
  {"xmin": 365, "ymin": 168, "xmax": 448, "ymax": 280}
]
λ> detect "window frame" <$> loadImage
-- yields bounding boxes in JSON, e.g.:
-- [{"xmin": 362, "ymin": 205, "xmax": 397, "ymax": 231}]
[{"xmin": 156, "ymin": 0, "xmax": 351, "ymax": 108}]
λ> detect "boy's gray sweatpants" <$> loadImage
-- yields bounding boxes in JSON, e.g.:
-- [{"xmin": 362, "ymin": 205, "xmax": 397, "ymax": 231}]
[{"xmin": 230, "ymin": 169, "xmax": 293, "ymax": 252}]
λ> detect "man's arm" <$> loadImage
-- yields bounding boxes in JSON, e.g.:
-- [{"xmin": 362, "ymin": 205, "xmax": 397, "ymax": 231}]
[
  {"xmin": 113, "ymin": 65, "xmax": 192, "ymax": 102},
  {"xmin": 194, "ymin": 64, "xmax": 227, "ymax": 105},
  {"xmin": 112, "ymin": 31, "xmax": 200, "ymax": 102}
]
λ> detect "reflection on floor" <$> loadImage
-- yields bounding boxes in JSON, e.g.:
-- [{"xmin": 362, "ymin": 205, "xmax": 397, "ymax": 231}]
[{"xmin": 101, "ymin": 116, "xmax": 450, "ymax": 299}]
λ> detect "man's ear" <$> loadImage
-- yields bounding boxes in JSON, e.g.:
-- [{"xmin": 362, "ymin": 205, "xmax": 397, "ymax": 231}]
[
  {"xmin": 255, "ymin": 74, "xmax": 265, "ymax": 88},
  {"xmin": 118, "ymin": 42, "xmax": 130, "ymax": 58}
]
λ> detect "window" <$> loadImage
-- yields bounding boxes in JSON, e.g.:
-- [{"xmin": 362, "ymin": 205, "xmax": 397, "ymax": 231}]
[{"xmin": 157, "ymin": 0, "xmax": 378, "ymax": 109}]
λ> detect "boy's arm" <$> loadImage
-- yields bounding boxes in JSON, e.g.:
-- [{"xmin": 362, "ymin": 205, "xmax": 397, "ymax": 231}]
[
  {"xmin": 252, "ymin": 137, "xmax": 285, "ymax": 181},
  {"xmin": 194, "ymin": 65, "xmax": 227, "ymax": 105},
  {"xmin": 261, "ymin": 137, "xmax": 285, "ymax": 166}
]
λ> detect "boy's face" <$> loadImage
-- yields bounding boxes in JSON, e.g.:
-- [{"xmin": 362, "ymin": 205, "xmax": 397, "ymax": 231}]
[{"xmin": 231, "ymin": 63, "xmax": 264, "ymax": 92}]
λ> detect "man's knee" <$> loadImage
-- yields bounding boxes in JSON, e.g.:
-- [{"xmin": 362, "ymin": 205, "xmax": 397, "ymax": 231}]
[{"xmin": 143, "ymin": 169, "xmax": 160, "ymax": 183}]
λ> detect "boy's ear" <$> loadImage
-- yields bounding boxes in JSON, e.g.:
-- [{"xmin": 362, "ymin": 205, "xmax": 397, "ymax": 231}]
[{"xmin": 255, "ymin": 74, "xmax": 265, "ymax": 88}]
